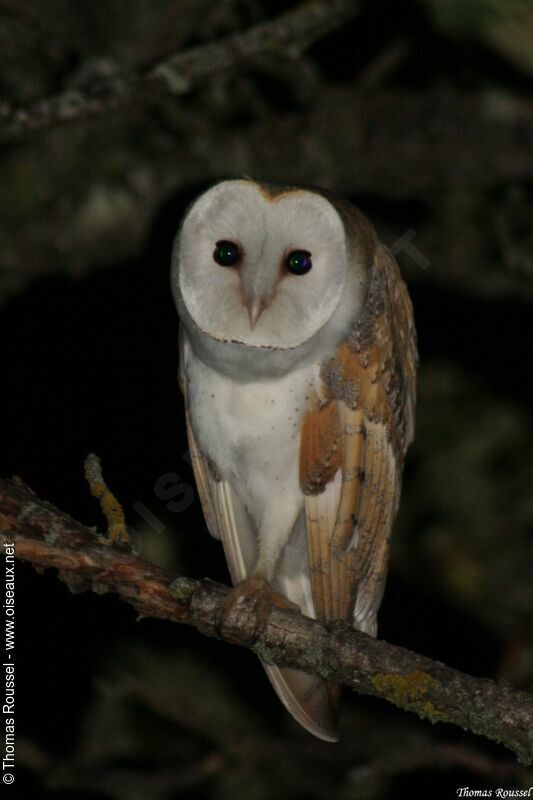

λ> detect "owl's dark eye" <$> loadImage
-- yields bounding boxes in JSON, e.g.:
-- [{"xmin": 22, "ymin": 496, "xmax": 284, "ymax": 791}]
[
  {"xmin": 213, "ymin": 240, "xmax": 240, "ymax": 267},
  {"xmin": 286, "ymin": 249, "xmax": 312, "ymax": 275}
]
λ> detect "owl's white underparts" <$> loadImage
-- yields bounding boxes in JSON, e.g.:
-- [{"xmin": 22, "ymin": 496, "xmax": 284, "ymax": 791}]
[{"xmin": 171, "ymin": 178, "xmax": 418, "ymax": 741}]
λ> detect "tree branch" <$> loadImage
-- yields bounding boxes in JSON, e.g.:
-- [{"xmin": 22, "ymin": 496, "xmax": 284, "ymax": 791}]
[
  {"xmin": 0, "ymin": 0, "xmax": 360, "ymax": 144},
  {"xmin": 1, "ymin": 477, "xmax": 532, "ymax": 764}
]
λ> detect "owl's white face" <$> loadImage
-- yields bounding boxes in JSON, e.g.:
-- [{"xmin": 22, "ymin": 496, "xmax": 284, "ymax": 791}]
[{"xmin": 173, "ymin": 180, "xmax": 351, "ymax": 350}]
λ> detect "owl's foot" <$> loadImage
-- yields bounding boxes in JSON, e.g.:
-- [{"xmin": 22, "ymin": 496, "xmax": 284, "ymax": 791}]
[
  {"xmin": 84, "ymin": 453, "xmax": 132, "ymax": 551},
  {"xmin": 216, "ymin": 574, "xmax": 300, "ymax": 645}
]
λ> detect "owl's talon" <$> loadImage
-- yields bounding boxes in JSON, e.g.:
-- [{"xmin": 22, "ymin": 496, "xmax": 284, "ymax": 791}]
[{"xmin": 216, "ymin": 575, "xmax": 300, "ymax": 644}]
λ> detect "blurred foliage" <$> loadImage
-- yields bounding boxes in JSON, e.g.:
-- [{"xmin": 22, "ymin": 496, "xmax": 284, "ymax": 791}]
[
  {"xmin": 425, "ymin": 0, "xmax": 533, "ymax": 74},
  {"xmin": 397, "ymin": 364, "xmax": 533, "ymax": 655},
  {"xmin": 1, "ymin": 0, "xmax": 533, "ymax": 302},
  {"xmin": 2, "ymin": 0, "xmax": 533, "ymax": 797}
]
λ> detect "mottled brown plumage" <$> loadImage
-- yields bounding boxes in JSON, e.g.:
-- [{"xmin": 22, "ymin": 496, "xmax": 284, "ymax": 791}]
[{"xmin": 299, "ymin": 239, "xmax": 417, "ymax": 636}]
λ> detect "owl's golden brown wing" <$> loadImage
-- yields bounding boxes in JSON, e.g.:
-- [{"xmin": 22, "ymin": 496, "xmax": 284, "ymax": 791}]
[{"xmin": 300, "ymin": 242, "xmax": 417, "ymax": 635}]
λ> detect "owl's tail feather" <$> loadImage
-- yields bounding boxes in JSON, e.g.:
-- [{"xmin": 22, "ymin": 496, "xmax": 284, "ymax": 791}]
[
  {"xmin": 262, "ymin": 663, "xmax": 340, "ymax": 742},
  {"xmin": 264, "ymin": 513, "xmax": 339, "ymax": 741}
]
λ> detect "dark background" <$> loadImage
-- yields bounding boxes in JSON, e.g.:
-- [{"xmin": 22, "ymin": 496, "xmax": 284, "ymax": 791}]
[{"xmin": 1, "ymin": 0, "xmax": 532, "ymax": 797}]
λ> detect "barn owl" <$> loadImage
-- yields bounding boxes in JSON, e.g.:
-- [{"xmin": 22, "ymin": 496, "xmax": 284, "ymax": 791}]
[{"xmin": 171, "ymin": 179, "xmax": 417, "ymax": 742}]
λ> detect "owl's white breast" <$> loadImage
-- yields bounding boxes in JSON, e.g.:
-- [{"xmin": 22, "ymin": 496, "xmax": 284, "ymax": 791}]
[{"xmin": 183, "ymin": 333, "xmax": 320, "ymax": 527}]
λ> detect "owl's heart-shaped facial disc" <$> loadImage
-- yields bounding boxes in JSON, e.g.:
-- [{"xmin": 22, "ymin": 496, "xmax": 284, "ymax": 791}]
[{"xmin": 173, "ymin": 180, "xmax": 354, "ymax": 350}]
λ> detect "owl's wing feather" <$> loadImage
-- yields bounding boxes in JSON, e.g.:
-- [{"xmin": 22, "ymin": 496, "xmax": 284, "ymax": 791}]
[
  {"xmin": 300, "ymin": 401, "xmax": 364, "ymax": 624},
  {"xmin": 184, "ymin": 404, "xmax": 220, "ymax": 539},
  {"xmin": 180, "ymin": 329, "xmax": 220, "ymax": 540},
  {"xmin": 181, "ymin": 336, "xmax": 256, "ymax": 564},
  {"xmin": 300, "ymin": 243, "xmax": 417, "ymax": 636},
  {"xmin": 352, "ymin": 420, "xmax": 397, "ymax": 634}
]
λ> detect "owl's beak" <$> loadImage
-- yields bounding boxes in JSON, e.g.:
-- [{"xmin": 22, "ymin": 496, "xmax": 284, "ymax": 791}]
[{"xmin": 246, "ymin": 296, "xmax": 267, "ymax": 330}]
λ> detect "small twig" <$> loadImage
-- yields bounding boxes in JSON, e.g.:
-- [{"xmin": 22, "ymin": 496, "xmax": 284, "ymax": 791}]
[
  {"xmin": 83, "ymin": 453, "xmax": 131, "ymax": 549},
  {"xmin": 0, "ymin": 0, "xmax": 360, "ymax": 144},
  {"xmin": 356, "ymin": 39, "xmax": 409, "ymax": 92},
  {"xmin": 0, "ymin": 476, "xmax": 532, "ymax": 764}
]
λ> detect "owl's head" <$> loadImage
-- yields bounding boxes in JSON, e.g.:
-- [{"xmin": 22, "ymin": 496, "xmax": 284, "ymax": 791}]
[{"xmin": 172, "ymin": 179, "xmax": 372, "ymax": 360}]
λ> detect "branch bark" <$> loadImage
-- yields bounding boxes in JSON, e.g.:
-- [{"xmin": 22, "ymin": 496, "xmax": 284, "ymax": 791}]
[
  {"xmin": 0, "ymin": 0, "xmax": 360, "ymax": 144},
  {"xmin": 1, "ymin": 477, "xmax": 532, "ymax": 764}
]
